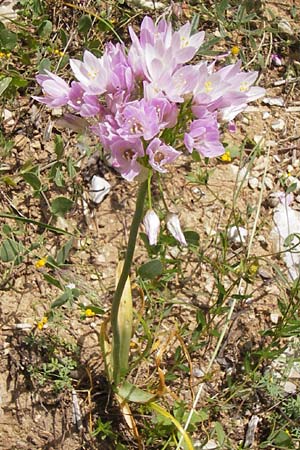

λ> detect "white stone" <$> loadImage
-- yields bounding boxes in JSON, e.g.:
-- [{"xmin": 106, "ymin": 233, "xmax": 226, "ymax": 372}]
[
  {"xmin": 202, "ymin": 440, "xmax": 218, "ymax": 450},
  {"xmin": 263, "ymin": 97, "xmax": 285, "ymax": 107},
  {"xmin": 270, "ymin": 313, "xmax": 280, "ymax": 324},
  {"xmin": 264, "ymin": 176, "xmax": 274, "ymax": 190},
  {"xmin": 262, "ymin": 111, "xmax": 270, "ymax": 119},
  {"xmin": 288, "ymin": 367, "xmax": 300, "ymax": 379},
  {"xmin": 248, "ymin": 177, "xmax": 259, "ymax": 189},
  {"xmin": 271, "ymin": 119, "xmax": 285, "ymax": 131},
  {"xmin": 282, "ymin": 381, "xmax": 297, "ymax": 394}
]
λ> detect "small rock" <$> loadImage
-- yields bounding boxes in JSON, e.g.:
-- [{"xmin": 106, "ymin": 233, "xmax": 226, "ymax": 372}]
[
  {"xmin": 242, "ymin": 117, "xmax": 249, "ymax": 124},
  {"xmin": 14, "ymin": 134, "xmax": 30, "ymax": 149},
  {"xmin": 267, "ymin": 193, "xmax": 280, "ymax": 208},
  {"xmin": 258, "ymin": 267, "xmax": 272, "ymax": 279},
  {"xmin": 288, "ymin": 367, "xmax": 300, "ymax": 379},
  {"xmin": 273, "ymin": 154, "xmax": 281, "ymax": 163},
  {"xmin": 271, "ymin": 119, "xmax": 285, "ymax": 131},
  {"xmin": 264, "ymin": 176, "xmax": 274, "ymax": 190},
  {"xmin": 90, "ymin": 274, "xmax": 98, "ymax": 280},
  {"xmin": 202, "ymin": 440, "xmax": 218, "ymax": 450},
  {"xmin": 2, "ymin": 109, "xmax": 15, "ymax": 126},
  {"xmin": 270, "ymin": 313, "xmax": 280, "ymax": 324},
  {"xmin": 51, "ymin": 107, "xmax": 63, "ymax": 117},
  {"xmin": 193, "ymin": 368, "xmax": 205, "ymax": 378},
  {"xmin": 265, "ymin": 140, "xmax": 277, "ymax": 147},
  {"xmin": 282, "ymin": 381, "xmax": 297, "ymax": 394},
  {"xmin": 263, "ymin": 97, "xmax": 285, "ymax": 107},
  {"xmin": 262, "ymin": 111, "xmax": 270, "ymax": 119},
  {"xmin": 248, "ymin": 177, "xmax": 259, "ymax": 189},
  {"xmin": 254, "ymin": 135, "xmax": 265, "ymax": 146},
  {"xmin": 295, "ymin": 195, "xmax": 300, "ymax": 204}
]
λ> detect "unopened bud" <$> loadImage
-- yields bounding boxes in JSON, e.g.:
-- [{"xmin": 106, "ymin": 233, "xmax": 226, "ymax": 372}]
[
  {"xmin": 271, "ymin": 54, "xmax": 282, "ymax": 67},
  {"xmin": 166, "ymin": 213, "xmax": 187, "ymax": 246},
  {"xmin": 143, "ymin": 210, "xmax": 160, "ymax": 246}
]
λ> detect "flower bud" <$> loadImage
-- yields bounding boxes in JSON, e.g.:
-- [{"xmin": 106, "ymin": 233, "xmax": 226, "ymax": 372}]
[
  {"xmin": 166, "ymin": 213, "xmax": 187, "ymax": 247},
  {"xmin": 271, "ymin": 54, "xmax": 282, "ymax": 67},
  {"xmin": 143, "ymin": 210, "xmax": 160, "ymax": 246}
]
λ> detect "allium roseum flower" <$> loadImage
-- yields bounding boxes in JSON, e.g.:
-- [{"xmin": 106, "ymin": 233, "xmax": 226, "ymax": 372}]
[
  {"xmin": 184, "ymin": 115, "xmax": 224, "ymax": 157},
  {"xmin": 143, "ymin": 210, "xmax": 160, "ymax": 245},
  {"xmin": 166, "ymin": 213, "xmax": 187, "ymax": 247},
  {"xmin": 146, "ymin": 138, "xmax": 180, "ymax": 173},
  {"xmin": 33, "ymin": 71, "xmax": 70, "ymax": 107},
  {"xmin": 33, "ymin": 15, "xmax": 265, "ymax": 181}
]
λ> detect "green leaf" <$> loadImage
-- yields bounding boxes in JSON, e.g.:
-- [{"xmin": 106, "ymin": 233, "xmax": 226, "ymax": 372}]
[
  {"xmin": 56, "ymin": 238, "xmax": 73, "ymax": 266},
  {"xmin": 138, "ymin": 259, "xmax": 163, "ymax": 279},
  {"xmin": 214, "ymin": 421, "xmax": 225, "ymax": 445},
  {"xmin": 53, "ymin": 166, "xmax": 65, "ymax": 187},
  {"xmin": 191, "ymin": 150, "xmax": 201, "ymax": 162},
  {"xmin": 51, "ymin": 290, "xmax": 72, "ymax": 308},
  {"xmin": 54, "ymin": 134, "xmax": 64, "ymax": 160},
  {"xmin": 22, "ymin": 172, "xmax": 42, "ymax": 191},
  {"xmin": 51, "ymin": 197, "xmax": 74, "ymax": 217},
  {"xmin": 286, "ymin": 182, "xmax": 297, "ymax": 194},
  {"xmin": 117, "ymin": 381, "xmax": 156, "ymax": 403},
  {"xmin": 0, "ymin": 29, "xmax": 17, "ymax": 50},
  {"xmin": 0, "ymin": 238, "xmax": 24, "ymax": 263},
  {"xmin": 0, "ymin": 77, "xmax": 12, "ymax": 95},
  {"xmin": 82, "ymin": 304, "xmax": 104, "ymax": 315},
  {"xmin": 78, "ymin": 15, "xmax": 92, "ymax": 34},
  {"xmin": 184, "ymin": 230, "xmax": 200, "ymax": 246},
  {"xmin": 59, "ymin": 29, "xmax": 68, "ymax": 47},
  {"xmin": 0, "ymin": 213, "xmax": 73, "ymax": 235},
  {"xmin": 43, "ymin": 273, "xmax": 63, "ymax": 290},
  {"xmin": 39, "ymin": 58, "xmax": 52, "ymax": 73},
  {"xmin": 11, "ymin": 76, "xmax": 28, "ymax": 88},
  {"xmin": 38, "ymin": 20, "xmax": 52, "ymax": 39}
]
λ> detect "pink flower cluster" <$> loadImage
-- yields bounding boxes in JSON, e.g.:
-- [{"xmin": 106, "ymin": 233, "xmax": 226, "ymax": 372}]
[{"xmin": 34, "ymin": 16, "xmax": 264, "ymax": 181}]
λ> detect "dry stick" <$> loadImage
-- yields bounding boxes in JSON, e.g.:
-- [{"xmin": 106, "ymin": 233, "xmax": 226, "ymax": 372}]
[{"xmin": 176, "ymin": 146, "xmax": 271, "ymax": 450}]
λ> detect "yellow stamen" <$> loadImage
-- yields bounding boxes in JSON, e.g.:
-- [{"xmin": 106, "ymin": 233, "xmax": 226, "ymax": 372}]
[{"xmin": 204, "ymin": 81, "xmax": 213, "ymax": 93}]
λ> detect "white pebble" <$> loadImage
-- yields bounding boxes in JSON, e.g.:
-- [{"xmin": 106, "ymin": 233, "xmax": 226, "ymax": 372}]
[
  {"xmin": 248, "ymin": 177, "xmax": 259, "ymax": 189},
  {"xmin": 271, "ymin": 119, "xmax": 285, "ymax": 131},
  {"xmin": 264, "ymin": 176, "xmax": 274, "ymax": 190}
]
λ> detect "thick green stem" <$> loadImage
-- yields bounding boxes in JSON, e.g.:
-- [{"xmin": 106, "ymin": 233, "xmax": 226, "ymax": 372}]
[{"xmin": 111, "ymin": 180, "xmax": 148, "ymax": 385}]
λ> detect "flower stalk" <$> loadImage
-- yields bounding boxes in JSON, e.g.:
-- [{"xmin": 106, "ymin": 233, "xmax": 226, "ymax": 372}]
[{"xmin": 111, "ymin": 179, "xmax": 148, "ymax": 385}]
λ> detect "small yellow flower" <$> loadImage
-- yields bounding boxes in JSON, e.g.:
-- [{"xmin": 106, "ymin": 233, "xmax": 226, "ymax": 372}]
[
  {"xmin": 249, "ymin": 262, "xmax": 259, "ymax": 275},
  {"xmin": 37, "ymin": 316, "xmax": 48, "ymax": 330},
  {"xmin": 221, "ymin": 151, "xmax": 232, "ymax": 162},
  {"xmin": 35, "ymin": 257, "xmax": 47, "ymax": 269},
  {"xmin": 285, "ymin": 429, "xmax": 290, "ymax": 436},
  {"xmin": 231, "ymin": 46, "xmax": 240, "ymax": 56},
  {"xmin": 53, "ymin": 49, "xmax": 64, "ymax": 57},
  {"xmin": 85, "ymin": 308, "xmax": 95, "ymax": 317},
  {"xmin": 0, "ymin": 51, "xmax": 11, "ymax": 59}
]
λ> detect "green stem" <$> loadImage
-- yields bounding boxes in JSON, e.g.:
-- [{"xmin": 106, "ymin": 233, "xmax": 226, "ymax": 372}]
[
  {"xmin": 147, "ymin": 170, "xmax": 153, "ymax": 210},
  {"xmin": 111, "ymin": 180, "xmax": 148, "ymax": 385}
]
